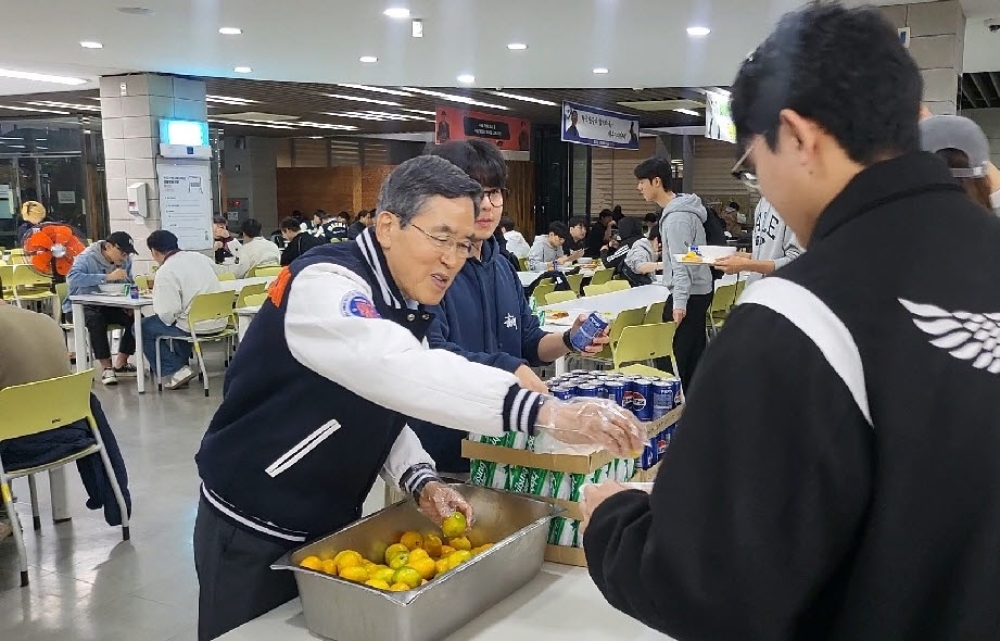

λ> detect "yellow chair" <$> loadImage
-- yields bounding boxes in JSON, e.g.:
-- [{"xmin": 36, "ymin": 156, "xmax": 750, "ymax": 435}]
[
  {"xmin": 0, "ymin": 264, "xmax": 13, "ymax": 300},
  {"xmin": 707, "ymin": 284, "xmax": 739, "ymax": 337},
  {"xmin": 242, "ymin": 293, "xmax": 268, "ymax": 308},
  {"xmin": 644, "ymin": 300, "xmax": 666, "ymax": 324},
  {"xmin": 615, "ymin": 363, "xmax": 676, "ymax": 379},
  {"xmin": 11, "ymin": 265, "xmax": 57, "ymax": 313},
  {"xmin": 603, "ymin": 281, "xmax": 632, "ymax": 293},
  {"xmin": 0, "ymin": 370, "xmax": 130, "ymax": 587},
  {"xmin": 217, "ymin": 272, "xmax": 236, "ymax": 282},
  {"xmin": 546, "ymin": 291, "xmax": 578, "ymax": 305},
  {"xmin": 586, "ymin": 307, "xmax": 647, "ymax": 363},
  {"xmin": 235, "ymin": 283, "xmax": 267, "ymax": 308},
  {"xmin": 155, "ymin": 290, "xmax": 239, "ymax": 397},
  {"xmin": 589, "ymin": 268, "xmax": 614, "ymax": 287},
  {"xmin": 531, "ymin": 282, "xmax": 556, "ymax": 309},
  {"xmin": 518, "ymin": 257, "xmax": 529, "ymax": 272},
  {"xmin": 613, "ymin": 322, "xmax": 678, "ymax": 370},
  {"xmin": 250, "ymin": 265, "xmax": 282, "ymax": 278},
  {"xmin": 564, "ymin": 273, "xmax": 584, "ymax": 295},
  {"xmin": 734, "ymin": 276, "xmax": 748, "ymax": 302},
  {"xmin": 134, "ymin": 275, "xmax": 150, "ymax": 291}
]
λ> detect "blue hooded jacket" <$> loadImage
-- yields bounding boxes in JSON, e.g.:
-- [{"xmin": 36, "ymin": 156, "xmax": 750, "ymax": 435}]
[{"xmin": 411, "ymin": 236, "xmax": 549, "ymax": 472}]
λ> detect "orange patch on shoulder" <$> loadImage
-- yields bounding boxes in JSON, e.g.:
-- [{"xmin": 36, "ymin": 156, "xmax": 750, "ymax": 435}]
[{"xmin": 268, "ymin": 267, "xmax": 293, "ymax": 307}]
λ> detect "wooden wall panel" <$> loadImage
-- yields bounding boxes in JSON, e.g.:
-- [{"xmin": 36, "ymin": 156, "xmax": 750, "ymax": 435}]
[
  {"xmin": 276, "ymin": 167, "xmax": 359, "ymax": 216},
  {"xmin": 361, "ymin": 165, "xmax": 394, "ymax": 211},
  {"xmin": 506, "ymin": 161, "xmax": 535, "ymax": 242},
  {"xmin": 589, "ymin": 138, "xmax": 658, "ymax": 216}
]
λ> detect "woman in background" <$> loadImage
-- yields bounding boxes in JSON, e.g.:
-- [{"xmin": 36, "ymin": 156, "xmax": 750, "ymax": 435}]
[{"xmin": 920, "ymin": 114, "xmax": 995, "ymax": 212}]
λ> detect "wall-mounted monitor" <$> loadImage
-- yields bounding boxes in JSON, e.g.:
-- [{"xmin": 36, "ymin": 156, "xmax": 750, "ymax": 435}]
[{"xmin": 159, "ymin": 119, "xmax": 209, "ymax": 147}]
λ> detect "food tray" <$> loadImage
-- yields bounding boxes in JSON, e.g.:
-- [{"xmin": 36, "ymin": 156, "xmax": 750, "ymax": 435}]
[{"xmin": 271, "ymin": 484, "xmax": 561, "ymax": 641}]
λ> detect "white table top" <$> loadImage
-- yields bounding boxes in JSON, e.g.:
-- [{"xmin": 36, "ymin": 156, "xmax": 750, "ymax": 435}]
[
  {"xmin": 218, "ymin": 276, "xmax": 274, "ymax": 292},
  {"xmin": 220, "ymin": 564, "xmax": 674, "ymax": 641},
  {"xmin": 541, "ymin": 284, "xmax": 668, "ymax": 316},
  {"xmin": 69, "ymin": 293, "xmax": 152, "ymax": 308},
  {"xmin": 236, "ymin": 304, "xmax": 262, "ymax": 317}
]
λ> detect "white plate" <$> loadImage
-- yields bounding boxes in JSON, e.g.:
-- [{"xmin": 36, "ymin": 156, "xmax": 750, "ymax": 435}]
[
  {"xmin": 673, "ymin": 254, "xmax": 717, "ymax": 266},
  {"xmin": 545, "ymin": 312, "xmax": 579, "ymax": 326}
]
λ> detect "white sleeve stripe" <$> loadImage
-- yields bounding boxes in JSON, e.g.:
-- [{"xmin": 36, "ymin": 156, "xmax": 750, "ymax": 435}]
[
  {"xmin": 739, "ymin": 277, "xmax": 873, "ymax": 426},
  {"xmin": 519, "ymin": 391, "xmax": 538, "ymax": 433},
  {"xmin": 510, "ymin": 388, "xmax": 530, "ymax": 433}
]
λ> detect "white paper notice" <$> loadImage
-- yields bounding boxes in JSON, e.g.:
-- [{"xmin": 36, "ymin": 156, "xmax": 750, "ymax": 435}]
[{"xmin": 158, "ymin": 163, "xmax": 213, "ymax": 251}]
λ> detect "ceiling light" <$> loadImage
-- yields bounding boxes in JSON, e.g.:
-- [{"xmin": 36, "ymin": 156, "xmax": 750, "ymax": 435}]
[
  {"xmin": 687, "ymin": 26, "xmax": 711, "ymax": 37},
  {"xmin": 0, "ymin": 105, "xmax": 70, "ymax": 114},
  {"xmin": 400, "ymin": 87, "xmax": 509, "ymax": 110},
  {"xmin": 359, "ymin": 56, "xmax": 379, "ymax": 64},
  {"xmin": 411, "ymin": 19, "xmax": 423, "ymax": 38},
  {"xmin": 234, "ymin": 66, "xmax": 252, "ymax": 74},
  {"xmin": 324, "ymin": 111, "xmax": 426, "ymax": 122},
  {"xmin": 26, "ymin": 100, "xmax": 102, "ymax": 112},
  {"xmin": 117, "ymin": 7, "xmax": 154, "ymax": 15},
  {"xmin": 593, "ymin": 67, "xmax": 609, "ymax": 75},
  {"xmin": 325, "ymin": 94, "xmax": 400, "ymax": 106},
  {"xmin": 219, "ymin": 27, "xmax": 242, "ymax": 35},
  {"xmin": 489, "ymin": 91, "xmax": 557, "ymax": 106},
  {"xmin": 308, "ymin": 136, "xmax": 324, "ymax": 139},
  {"xmin": 457, "ymin": 74, "xmax": 475, "ymax": 84},
  {"xmin": 507, "ymin": 43, "xmax": 528, "ymax": 51},
  {"xmin": 402, "ymin": 109, "xmax": 437, "ymax": 116},
  {"xmin": 673, "ymin": 108, "xmax": 700, "ymax": 116},
  {"xmin": 383, "ymin": 7, "xmax": 410, "ymax": 19},
  {"xmin": 337, "ymin": 84, "xmax": 413, "ymax": 97},
  {"xmin": 80, "ymin": 41, "xmax": 103, "ymax": 49},
  {"xmin": 8, "ymin": 145, "xmax": 25, "ymax": 149},
  {"xmin": 205, "ymin": 95, "xmax": 259, "ymax": 105},
  {"xmin": 0, "ymin": 69, "xmax": 86, "ymax": 86},
  {"xmin": 207, "ymin": 118, "xmax": 296, "ymax": 130},
  {"xmin": 297, "ymin": 121, "xmax": 358, "ymax": 130}
]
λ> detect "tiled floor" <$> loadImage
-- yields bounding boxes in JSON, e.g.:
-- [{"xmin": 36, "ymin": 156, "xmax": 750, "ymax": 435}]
[{"xmin": 0, "ymin": 352, "xmax": 385, "ymax": 641}]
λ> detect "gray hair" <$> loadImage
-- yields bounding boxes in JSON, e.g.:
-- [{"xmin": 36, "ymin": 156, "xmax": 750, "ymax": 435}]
[{"xmin": 376, "ymin": 155, "xmax": 483, "ymax": 227}]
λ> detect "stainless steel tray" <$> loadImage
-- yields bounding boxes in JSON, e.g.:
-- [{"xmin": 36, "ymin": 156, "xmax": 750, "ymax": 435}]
[{"xmin": 272, "ymin": 484, "xmax": 561, "ymax": 641}]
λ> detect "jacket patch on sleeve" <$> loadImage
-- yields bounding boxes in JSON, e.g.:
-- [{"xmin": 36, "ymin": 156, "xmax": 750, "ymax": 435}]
[
  {"xmin": 268, "ymin": 267, "xmax": 292, "ymax": 308},
  {"xmin": 341, "ymin": 291, "xmax": 381, "ymax": 318}
]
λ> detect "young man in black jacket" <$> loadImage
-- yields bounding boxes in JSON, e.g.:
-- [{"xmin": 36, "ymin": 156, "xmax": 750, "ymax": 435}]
[
  {"xmin": 582, "ymin": 5, "xmax": 1000, "ymax": 640},
  {"xmin": 278, "ymin": 217, "xmax": 324, "ymax": 266}
]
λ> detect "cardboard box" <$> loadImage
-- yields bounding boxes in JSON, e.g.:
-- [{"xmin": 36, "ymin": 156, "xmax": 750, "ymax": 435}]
[
  {"xmin": 535, "ymin": 496, "xmax": 584, "ymax": 521},
  {"xmin": 645, "ymin": 405, "xmax": 683, "ymax": 437},
  {"xmin": 462, "ymin": 440, "xmax": 617, "ymax": 475},
  {"xmin": 545, "ymin": 544, "xmax": 588, "ymax": 567},
  {"xmin": 631, "ymin": 460, "xmax": 662, "ymax": 483}
]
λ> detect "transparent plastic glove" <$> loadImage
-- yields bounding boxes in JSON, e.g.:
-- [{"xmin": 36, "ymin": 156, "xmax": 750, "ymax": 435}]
[
  {"xmin": 534, "ymin": 397, "xmax": 646, "ymax": 458},
  {"xmin": 417, "ymin": 481, "xmax": 475, "ymax": 528}
]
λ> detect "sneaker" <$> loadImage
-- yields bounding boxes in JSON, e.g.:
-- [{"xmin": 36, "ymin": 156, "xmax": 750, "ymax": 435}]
[
  {"xmin": 114, "ymin": 363, "xmax": 138, "ymax": 378},
  {"xmin": 101, "ymin": 368, "xmax": 118, "ymax": 386},
  {"xmin": 165, "ymin": 366, "xmax": 198, "ymax": 391}
]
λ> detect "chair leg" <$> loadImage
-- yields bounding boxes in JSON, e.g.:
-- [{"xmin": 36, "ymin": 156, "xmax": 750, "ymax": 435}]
[
  {"xmin": 195, "ymin": 341, "xmax": 210, "ymax": 397},
  {"xmin": 1, "ymin": 477, "xmax": 30, "ymax": 587},
  {"xmin": 27, "ymin": 475, "xmax": 40, "ymax": 531},
  {"xmin": 155, "ymin": 338, "xmax": 163, "ymax": 392}
]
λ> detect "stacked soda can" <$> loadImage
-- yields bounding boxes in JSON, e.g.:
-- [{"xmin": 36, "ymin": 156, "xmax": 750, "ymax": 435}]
[
  {"xmin": 548, "ymin": 371, "xmax": 682, "ymax": 421},
  {"xmin": 639, "ymin": 424, "xmax": 677, "ymax": 470}
]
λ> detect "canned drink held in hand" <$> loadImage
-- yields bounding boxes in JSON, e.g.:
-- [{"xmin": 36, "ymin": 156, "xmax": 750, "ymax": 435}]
[{"xmin": 569, "ymin": 312, "xmax": 609, "ymax": 351}]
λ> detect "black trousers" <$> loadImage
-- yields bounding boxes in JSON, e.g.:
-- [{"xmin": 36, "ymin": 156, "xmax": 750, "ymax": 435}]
[
  {"xmin": 83, "ymin": 306, "xmax": 135, "ymax": 360},
  {"xmin": 663, "ymin": 291, "xmax": 714, "ymax": 393},
  {"xmin": 193, "ymin": 498, "xmax": 299, "ymax": 641}
]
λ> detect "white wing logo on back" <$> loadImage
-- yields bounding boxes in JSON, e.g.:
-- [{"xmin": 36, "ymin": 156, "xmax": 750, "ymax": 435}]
[{"xmin": 900, "ymin": 298, "xmax": 1000, "ymax": 374}]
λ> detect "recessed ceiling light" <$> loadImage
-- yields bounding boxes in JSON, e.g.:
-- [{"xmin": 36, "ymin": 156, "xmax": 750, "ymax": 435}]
[
  {"xmin": 308, "ymin": 136, "xmax": 324, "ymax": 139},
  {"xmin": 205, "ymin": 95, "xmax": 259, "ymax": 105},
  {"xmin": 116, "ymin": 7, "xmax": 154, "ymax": 15},
  {"xmin": 507, "ymin": 43, "xmax": 528, "ymax": 51},
  {"xmin": 0, "ymin": 105, "xmax": 70, "ymax": 114},
  {"xmin": 489, "ymin": 91, "xmax": 557, "ymax": 106},
  {"xmin": 400, "ymin": 87, "xmax": 509, "ymax": 110},
  {"xmin": 593, "ymin": 67, "xmax": 609, "ymax": 75},
  {"xmin": 402, "ymin": 109, "xmax": 437, "ymax": 116},
  {"xmin": 337, "ymin": 84, "xmax": 413, "ymax": 97},
  {"xmin": 218, "ymin": 27, "xmax": 242, "ymax": 35},
  {"xmin": 26, "ymin": 100, "xmax": 102, "ymax": 112},
  {"xmin": 80, "ymin": 41, "xmax": 103, "ymax": 49},
  {"xmin": 411, "ymin": 19, "xmax": 423, "ymax": 38},
  {"xmin": 673, "ymin": 108, "xmax": 700, "ymax": 116},
  {"xmin": 687, "ymin": 26, "xmax": 711, "ymax": 37},
  {"xmin": 0, "ymin": 69, "xmax": 86, "ymax": 86},
  {"xmin": 457, "ymin": 74, "xmax": 475, "ymax": 84},
  {"xmin": 234, "ymin": 66, "xmax": 252, "ymax": 74},
  {"xmin": 325, "ymin": 93, "xmax": 400, "ymax": 106},
  {"xmin": 359, "ymin": 56, "xmax": 379, "ymax": 64},
  {"xmin": 383, "ymin": 7, "xmax": 410, "ymax": 19}
]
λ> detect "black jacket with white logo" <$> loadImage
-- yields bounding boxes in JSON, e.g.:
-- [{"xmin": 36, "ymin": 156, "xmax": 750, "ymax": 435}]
[{"xmin": 585, "ymin": 153, "xmax": 1000, "ymax": 639}]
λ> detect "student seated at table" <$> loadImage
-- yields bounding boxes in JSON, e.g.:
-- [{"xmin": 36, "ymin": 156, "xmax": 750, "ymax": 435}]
[
  {"xmin": 212, "ymin": 215, "xmax": 240, "ymax": 264},
  {"xmin": 499, "ymin": 216, "xmax": 530, "ymax": 259},
  {"xmin": 233, "ymin": 219, "xmax": 280, "ymax": 279},
  {"xmin": 346, "ymin": 209, "xmax": 373, "ymax": 240},
  {"xmin": 311, "ymin": 210, "xmax": 350, "ymax": 243},
  {"xmin": 600, "ymin": 216, "xmax": 644, "ymax": 275},
  {"xmin": 278, "ymin": 217, "xmax": 325, "ymax": 266},
  {"xmin": 142, "ymin": 230, "xmax": 225, "ymax": 391},
  {"xmin": 622, "ymin": 225, "xmax": 663, "ymax": 287},
  {"xmin": 564, "ymin": 216, "xmax": 588, "ymax": 255},
  {"xmin": 66, "ymin": 231, "xmax": 138, "ymax": 387},
  {"xmin": 528, "ymin": 221, "xmax": 579, "ymax": 271}
]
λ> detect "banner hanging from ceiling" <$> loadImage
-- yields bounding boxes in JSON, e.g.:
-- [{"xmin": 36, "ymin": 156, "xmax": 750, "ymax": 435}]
[
  {"xmin": 435, "ymin": 107, "xmax": 531, "ymax": 151},
  {"xmin": 705, "ymin": 90, "xmax": 737, "ymax": 144},
  {"xmin": 560, "ymin": 101, "xmax": 640, "ymax": 150}
]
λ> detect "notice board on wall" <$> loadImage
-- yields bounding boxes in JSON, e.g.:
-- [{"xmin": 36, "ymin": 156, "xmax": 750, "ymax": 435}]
[{"xmin": 157, "ymin": 162, "xmax": 213, "ymax": 251}]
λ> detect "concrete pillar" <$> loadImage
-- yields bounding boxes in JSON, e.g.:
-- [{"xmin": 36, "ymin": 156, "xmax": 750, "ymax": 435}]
[
  {"xmin": 879, "ymin": 1, "xmax": 966, "ymax": 116},
  {"xmin": 99, "ymin": 73, "xmax": 208, "ymax": 273},
  {"xmin": 223, "ymin": 136, "xmax": 278, "ymax": 230}
]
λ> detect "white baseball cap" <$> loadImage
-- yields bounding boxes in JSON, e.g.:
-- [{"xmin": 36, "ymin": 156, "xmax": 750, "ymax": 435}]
[{"xmin": 920, "ymin": 115, "xmax": 991, "ymax": 178}]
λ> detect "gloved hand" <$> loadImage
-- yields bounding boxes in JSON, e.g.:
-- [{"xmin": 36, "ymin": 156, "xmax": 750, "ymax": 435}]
[
  {"xmin": 535, "ymin": 397, "xmax": 645, "ymax": 458},
  {"xmin": 417, "ymin": 481, "xmax": 475, "ymax": 528}
]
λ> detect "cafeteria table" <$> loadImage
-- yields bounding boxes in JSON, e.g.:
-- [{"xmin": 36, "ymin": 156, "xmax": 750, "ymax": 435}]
[{"xmin": 220, "ymin": 563, "xmax": 674, "ymax": 641}]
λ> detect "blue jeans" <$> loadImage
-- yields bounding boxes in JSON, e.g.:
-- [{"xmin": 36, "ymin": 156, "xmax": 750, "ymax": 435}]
[{"xmin": 142, "ymin": 316, "xmax": 192, "ymax": 377}]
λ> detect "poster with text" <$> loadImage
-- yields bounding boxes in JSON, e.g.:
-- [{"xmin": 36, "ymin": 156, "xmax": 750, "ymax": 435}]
[
  {"xmin": 435, "ymin": 108, "xmax": 531, "ymax": 151},
  {"xmin": 157, "ymin": 162, "xmax": 213, "ymax": 251},
  {"xmin": 560, "ymin": 101, "xmax": 640, "ymax": 150},
  {"xmin": 705, "ymin": 90, "xmax": 737, "ymax": 144}
]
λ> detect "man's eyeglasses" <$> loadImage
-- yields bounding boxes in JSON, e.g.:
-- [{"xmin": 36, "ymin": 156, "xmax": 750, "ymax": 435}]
[
  {"xmin": 483, "ymin": 188, "xmax": 509, "ymax": 207},
  {"xmin": 409, "ymin": 222, "xmax": 475, "ymax": 259},
  {"xmin": 731, "ymin": 140, "xmax": 760, "ymax": 191}
]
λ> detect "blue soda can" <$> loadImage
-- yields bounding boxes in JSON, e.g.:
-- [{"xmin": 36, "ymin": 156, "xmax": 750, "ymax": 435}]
[
  {"xmin": 652, "ymin": 381, "xmax": 674, "ymax": 419},
  {"xmin": 630, "ymin": 378, "xmax": 654, "ymax": 421},
  {"xmin": 576, "ymin": 383, "xmax": 599, "ymax": 398},
  {"xmin": 605, "ymin": 381, "xmax": 626, "ymax": 407},
  {"xmin": 551, "ymin": 386, "xmax": 573, "ymax": 401},
  {"xmin": 594, "ymin": 383, "xmax": 609, "ymax": 399},
  {"xmin": 570, "ymin": 312, "xmax": 609, "ymax": 351},
  {"xmin": 641, "ymin": 437, "xmax": 659, "ymax": 468},
  {"xmin": 571, "ymin": 369, "xmax": 590, "ymax": 375},
  {"xmin": 656, "ymin": 430, "xmax": 669, "ymax": 458},
  {"xmin": 668, "ymin": 377, "xmax": 683, "ymax": 407},
  {"xmin": 621, "ymin": 374, "xmax": 643, "ymax": 382}
]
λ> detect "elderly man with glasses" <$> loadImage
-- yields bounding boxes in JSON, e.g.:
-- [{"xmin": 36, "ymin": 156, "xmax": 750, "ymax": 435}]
[{"xmin": 192, "ymin": 155, "xmax": 643, "ymax": 641}]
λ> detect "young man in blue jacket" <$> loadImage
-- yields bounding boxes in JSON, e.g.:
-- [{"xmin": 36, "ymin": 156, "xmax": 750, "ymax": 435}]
[{"xmin": 411, "ymin": 140, "xmax": 607, "ymax": 474}]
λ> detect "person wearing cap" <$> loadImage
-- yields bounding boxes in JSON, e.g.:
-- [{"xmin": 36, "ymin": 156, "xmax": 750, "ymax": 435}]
[
  {"xmin": 919, "ymin": 113, "xmax": 997, "ymax": 213},
  {"xmin": 66, "ymin": 231, "xmax": 138, "ymax": 386}
]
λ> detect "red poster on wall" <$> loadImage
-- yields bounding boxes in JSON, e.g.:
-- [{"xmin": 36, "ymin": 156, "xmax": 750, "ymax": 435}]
[{"xmin": 435, "ymin": 107, "xmax": 531, "ymax": 151}]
